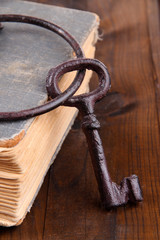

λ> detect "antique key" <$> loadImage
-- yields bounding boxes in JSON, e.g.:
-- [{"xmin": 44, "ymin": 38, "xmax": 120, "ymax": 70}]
[
  {"xmin": 0, "ymin": 14, "xmax": 143, "ymax": 209},
  {"xmin": 46, "ymin": 58, "xmax": 143, "ymax": 208}
]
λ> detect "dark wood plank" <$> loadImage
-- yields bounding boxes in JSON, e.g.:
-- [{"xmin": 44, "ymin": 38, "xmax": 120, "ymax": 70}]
[{"xmin": 1, "ymin": 0, "xmax": 160, "ymax": 239}]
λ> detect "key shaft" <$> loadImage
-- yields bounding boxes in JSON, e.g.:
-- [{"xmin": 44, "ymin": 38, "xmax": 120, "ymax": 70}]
[{"xmin": 81, "ymin": 112, "xmax": 143, "ymax": 208}]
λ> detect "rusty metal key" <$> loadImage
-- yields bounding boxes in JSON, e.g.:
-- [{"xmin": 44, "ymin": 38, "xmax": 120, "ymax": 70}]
[
  {"xmin": 46, "ymin": 58, "xmax": 143, "ymax": 209},
  {"xmin": 0, "ymin": 15, "xmax": 143, "ymax": 208}
]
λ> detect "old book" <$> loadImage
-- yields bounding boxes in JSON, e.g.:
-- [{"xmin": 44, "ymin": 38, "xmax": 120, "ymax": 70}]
[{"xmin": 0, "ymin": 0, "xmax": 99, "ymax": 226}]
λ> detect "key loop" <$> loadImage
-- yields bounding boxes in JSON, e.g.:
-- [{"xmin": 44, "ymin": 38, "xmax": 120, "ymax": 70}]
[
  {"xmin": 0, "ymin": 14, "xmax": 86, "ymax": 121},
  {"xmin": 46, "ymin": 58, "xmax": 111, "ymax": 106}
]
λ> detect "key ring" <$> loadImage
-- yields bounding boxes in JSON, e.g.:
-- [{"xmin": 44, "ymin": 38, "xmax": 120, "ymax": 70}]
[
  {"xmin": 46, "ymin": 58, "xmax": 111, "ymax": 108},
  {"xmin": 0, "ymin": 14, "xmax": 86, "ymax": 120}
]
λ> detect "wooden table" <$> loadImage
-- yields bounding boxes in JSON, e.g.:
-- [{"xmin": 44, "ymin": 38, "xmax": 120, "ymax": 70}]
[{"xmin": 1, "ymin": 0, "xmax": 160, "ymax": 239}]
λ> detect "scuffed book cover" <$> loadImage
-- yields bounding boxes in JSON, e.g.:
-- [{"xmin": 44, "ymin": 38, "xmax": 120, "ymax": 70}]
[
  {"xmin": 0, "ymin": 0, "xmax": 99, "ymax": 227},
  {"xmin": 0, "ymin": 0, "xmax": 98, "ymax": 145}
]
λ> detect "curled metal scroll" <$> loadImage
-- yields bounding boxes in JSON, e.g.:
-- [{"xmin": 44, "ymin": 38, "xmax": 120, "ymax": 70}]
[{"xmin": 0, "ymin": 15, "xmax": 143, "ymax": 209}]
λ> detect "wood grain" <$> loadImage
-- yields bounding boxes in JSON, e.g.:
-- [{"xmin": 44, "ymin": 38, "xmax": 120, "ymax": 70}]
[{"xmin": 1, "ymin": 0, "xmax": 160, "ymax": 239}]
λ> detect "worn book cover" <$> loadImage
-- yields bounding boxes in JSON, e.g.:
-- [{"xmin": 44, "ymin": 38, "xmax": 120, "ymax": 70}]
[{"xmin": 0, "ymin": 0, "xmax": 99, "ymax": 226}]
